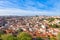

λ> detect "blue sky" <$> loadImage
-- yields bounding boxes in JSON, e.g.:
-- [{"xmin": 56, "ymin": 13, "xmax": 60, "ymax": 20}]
[{"xmin": 0, "ymin": 0, "xmax": 60, "ymax": 16}]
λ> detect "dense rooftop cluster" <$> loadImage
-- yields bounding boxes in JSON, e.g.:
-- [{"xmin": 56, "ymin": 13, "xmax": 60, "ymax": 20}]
[{"xmin": 0, "ymin": 16, "xmax": 60, "ymax": 40}]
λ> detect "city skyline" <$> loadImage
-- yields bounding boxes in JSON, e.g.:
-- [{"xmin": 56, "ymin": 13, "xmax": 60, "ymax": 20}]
[{"xmin": 0, "ymin": 0, "xmax": 60, "ymax": 16}]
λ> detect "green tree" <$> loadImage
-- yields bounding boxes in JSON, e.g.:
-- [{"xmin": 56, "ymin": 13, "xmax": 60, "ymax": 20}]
[
  {"xmin": 47, "ymin": 18, "xmax": 55, "ymax": 22},
  {"xmin": 57, "ymin": 32, "xmax": 60, "ymax": 40},
  {"xmin": 1, "ymin": 34, "xmax": 17, "ymax": 40},
  {"xmin": 36, "ymin": 37, "xmax": 43, "ymax": 40},
  {"xmin": 50, "ymin": 37, "xmax": 56, "ymax": 40},
  {"xmin": 36, "ymin": 15, "xmax": 39, "ymax": 17},
  {"xmin": 0, "ymin": 30, "xmax": 4, "ymax": 36},
  {"xmin": 0, "ymin": 30, "xmax": 4, "ymax": 40},
  {"xmin": 17, "ymin": 28, "xmax": 23, "ymax": 33},
  {"xmin": 17, "ymin": 32, "xmax": 32, "ymax": 40},
  {"xmin": 49, "ymin": 24, "xmax": 58, "ymax": 28},
  {"xmin": 52, "ymin": 24, "xmax": 57, "ymax": 28}
]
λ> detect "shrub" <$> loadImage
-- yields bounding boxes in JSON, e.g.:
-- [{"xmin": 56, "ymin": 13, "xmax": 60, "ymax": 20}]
[
  {"xmin": 17, "ymin": 32, "xmax": 32, "ymax": 40},
  {"xmin": 1, "ymin": 34, "xmax": 17, "ymax": 40}
]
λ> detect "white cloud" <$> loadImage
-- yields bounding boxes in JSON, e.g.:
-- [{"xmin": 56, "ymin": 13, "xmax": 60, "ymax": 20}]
[
  {"xmin": 0, "ymin": 0, "xmax": 19, "ymax": 8},
  {"xmin": 0, "ymin": 8, "xmax": 52, "ymax": 16},
  {"xmin": 0, "ymin": 0, "xmax": 60, "ymax": 16}
]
